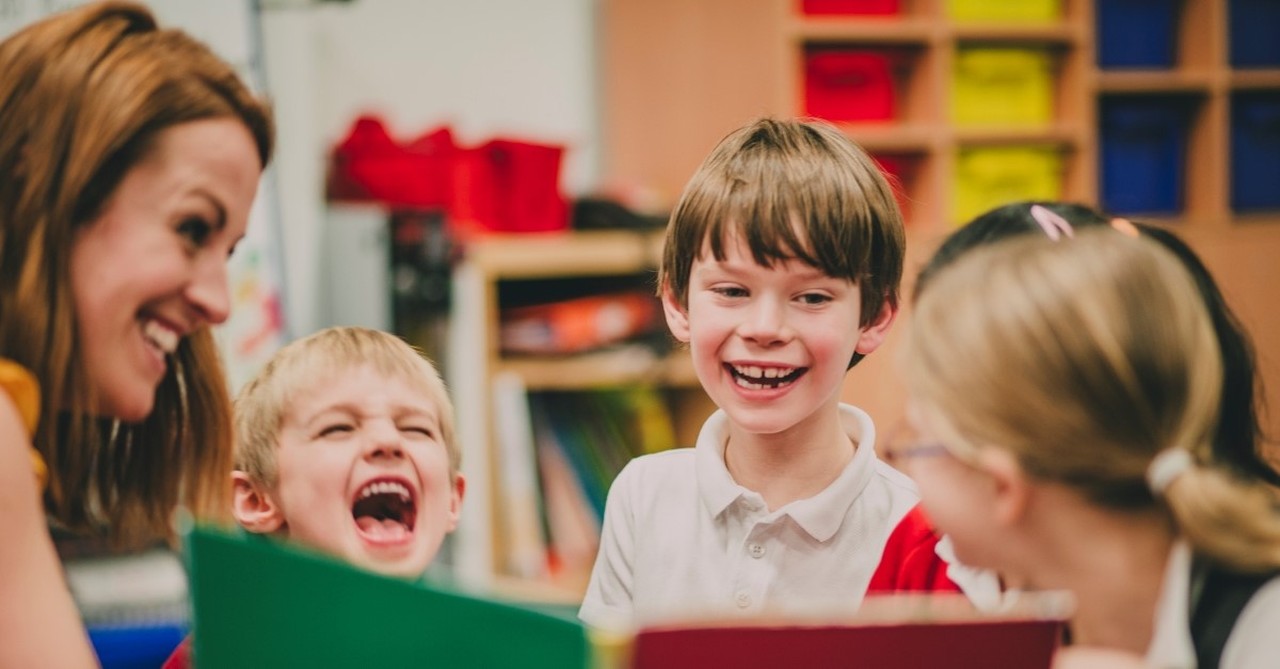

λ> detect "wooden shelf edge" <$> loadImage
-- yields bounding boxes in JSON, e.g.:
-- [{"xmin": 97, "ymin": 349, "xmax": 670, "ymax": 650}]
[
  {"xmin": 949, "ymin": 23, "xmax": 1082, "ymax": 44},
  {"xmin": 496, "ymin": 349, "xmax": 697, "ymax": 391},
  {"xmin": 464, "ymin": 229, "xmax": 663, "ymax": 279},
  {"xmin": 787, "ymin": 16, "xmax": 935, "ymax": 45},
  {"xmin": 1095, "ymin": 70, "xmax": 1216, "ymax": 94}
]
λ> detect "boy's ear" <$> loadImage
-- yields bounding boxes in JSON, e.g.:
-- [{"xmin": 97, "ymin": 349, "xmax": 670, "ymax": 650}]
[
  {"xmin": 660, "ymin": 283, "xmax": 691, "ymax": 343},
  {"xmin": 445, "ymin": 472, "xmax": 466, "ymax": 532},
  {"xmin": 231, "ymin": 470, "xmax": 285, "ymax": 534},
  {"xmin": 976, "ymin": 449, "xmax": 1031, "ymax": 527},
  {"xmin": 854, "ymin": 294, "xmax": 899, "ymax": 355}
]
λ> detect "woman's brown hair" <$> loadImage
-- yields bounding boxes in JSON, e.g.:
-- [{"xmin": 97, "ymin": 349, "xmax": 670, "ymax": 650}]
[{"xmin": 0, "ymin": 1, "xmax": 274, "ymax": 546}]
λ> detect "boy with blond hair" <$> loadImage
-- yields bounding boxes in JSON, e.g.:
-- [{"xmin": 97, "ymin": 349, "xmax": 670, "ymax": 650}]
[
  {"xmin": 579, "ymin": 118, "xmax": 949, "ymax": 629},
  {"xmin": 165, "ymin": 326, "xmax": 464, "ymax": 667}
]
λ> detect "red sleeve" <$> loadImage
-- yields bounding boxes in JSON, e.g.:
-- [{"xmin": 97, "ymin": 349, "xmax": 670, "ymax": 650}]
[
  {"xmin": 161, "ymin": 634, "xmax": 193, "ymax": 669},
  {"xmin": 866, "ymin": 504, "xmax": 962, "ymax": 594}
]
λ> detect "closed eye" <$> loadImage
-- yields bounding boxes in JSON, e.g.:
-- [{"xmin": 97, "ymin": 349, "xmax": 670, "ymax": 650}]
[
  {"xmin": 318, "ymin": 423, "xmax": 354, "ymax": 438},
  {"xmin": 401, "ymin": 425, "xmax": 436, "ymax": 439}
]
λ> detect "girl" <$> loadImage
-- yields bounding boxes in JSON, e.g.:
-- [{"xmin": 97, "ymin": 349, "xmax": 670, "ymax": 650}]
[{"xmin": 902, "ymin": 229, "xmax": 1280, "ymax": 667}]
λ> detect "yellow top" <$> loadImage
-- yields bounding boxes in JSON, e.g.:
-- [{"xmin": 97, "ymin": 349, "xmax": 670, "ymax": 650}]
[{"xmin": 0, "ymin": 358, "xmax": 46, "ymax": 490}]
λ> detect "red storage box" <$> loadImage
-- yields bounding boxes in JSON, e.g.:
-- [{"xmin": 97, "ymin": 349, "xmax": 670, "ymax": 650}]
[
  {"xmin": 872, "ymin": 153, "xmax": 916, "ymax": 219},
  {"xmin": 327, "ymin": 116, "xmax": 456, "ymax": 209},
  {"xmin": 801, "ymin": 0, "xmax": 900, "ymax": 15},
  {"xmin": 804, "ymin": 50, "xmax": 896, "ymax": 122},
  {"xmin": 451, "ymin": 139, "xmax": 569, "ymax": 235}
]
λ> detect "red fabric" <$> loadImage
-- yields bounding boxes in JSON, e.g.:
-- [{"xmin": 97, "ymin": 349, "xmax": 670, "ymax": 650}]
[
  {"xmin": 866, "ymin": 504, "xmax": 962, "ymax": 594},
  {"xmin": 161, "ymin": 635, "xmax": 192, "ymax": 669},
  {"xmin": 327, "ymin": 116, "xmax": 457, "ymax": 209}
]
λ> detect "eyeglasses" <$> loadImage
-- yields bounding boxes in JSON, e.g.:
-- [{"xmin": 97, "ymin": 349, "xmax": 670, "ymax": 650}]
[{"xmin": 880, "ymin": 419, "xmax": 954, "ymax": 466}]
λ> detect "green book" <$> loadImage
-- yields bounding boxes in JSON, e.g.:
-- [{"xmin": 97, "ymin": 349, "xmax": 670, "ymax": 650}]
[{"xmin": 184, "ymin": 525, "xmax": 592, "ymax": 668}]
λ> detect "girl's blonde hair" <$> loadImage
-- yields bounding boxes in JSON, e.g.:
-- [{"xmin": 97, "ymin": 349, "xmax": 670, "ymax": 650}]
[
  {"xmin": 0, "ymin": 1, "xmax": 273, "ymax": 545},
  {"xmin": 907, "ymin": 229, "xmax": 1280, "ymax": 572},
  {"xmin": 234, "ymin": 327, "xmax": 459, "ymax": 488}
]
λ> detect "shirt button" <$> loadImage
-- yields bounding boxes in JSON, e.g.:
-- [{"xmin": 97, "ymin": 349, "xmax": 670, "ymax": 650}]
[
  {"xmin": 748, "ymin": 543, "xmax": 765, "ymax": 559},
  {"xmin": 735, "ymin": 592, "xmax": 752, "ymax": 609}
]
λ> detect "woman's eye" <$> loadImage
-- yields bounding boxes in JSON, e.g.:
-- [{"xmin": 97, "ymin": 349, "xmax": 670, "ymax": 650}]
[
  {"xmin": 402, "ymin": 426, "xmax": 435, "ymax": 439},
  {"xmin": 177, "ymin": 216, "xmax": 213, "ymax": 248}
]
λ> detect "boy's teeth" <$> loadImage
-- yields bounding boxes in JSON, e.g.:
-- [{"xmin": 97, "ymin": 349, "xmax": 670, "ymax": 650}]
[
  {"xmin": 142, "ymin": 320, "xmax": 179, "ymax": 354},
  {"xmin": 764, "ymin": 368, "xmax": 779, "ymax": 379},
  {"xmin": 359, "ymin": 480, "xmax": 411, "ymax": 500}
]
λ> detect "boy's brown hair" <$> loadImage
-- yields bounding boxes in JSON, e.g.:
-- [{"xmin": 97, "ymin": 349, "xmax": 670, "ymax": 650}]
[
  {"xmin": 234, "ymin": 327, "xmax": 459, "ymax": 488},
  {"xmin": 659, "ymin": 118, "xmax": 905, "ymax": 361}
]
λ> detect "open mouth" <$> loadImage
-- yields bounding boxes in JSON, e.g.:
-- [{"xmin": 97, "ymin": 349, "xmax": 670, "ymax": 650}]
[
  {"xmin": 726, "ymin": 363, "xmax": 806, "ymax": 390},
  {"xmin": 351, "ymin": 478, "xmax": 418, "ymax": 543},
  {"xmin": 141, "ymin": 318, "xmax": 180, "ymax": 355}
]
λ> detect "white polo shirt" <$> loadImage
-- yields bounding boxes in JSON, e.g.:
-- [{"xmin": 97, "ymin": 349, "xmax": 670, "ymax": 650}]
[
  {"xmin": 578, "ymin": 404, "xmax": 921, "ymax": 630},
  {"xmin": 1146, "ymin": 541, "xmax": 1280, "ymax": 669}
]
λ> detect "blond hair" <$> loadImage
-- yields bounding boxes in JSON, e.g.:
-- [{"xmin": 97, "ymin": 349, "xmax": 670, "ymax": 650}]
[
  {"xmin": 234, "ymin": 327, "xmax": 459, "ymax": 487},
  {"xmin": 907, "ymin": 230, "xmax": 1280, "ymax": 572},
  {"xmin": 659, "ymin": 118, "xmax": 905, "ymax": 358},
  {"xmin": 0, "ymin": 1, "xmax": 274, "ymax": 545}
]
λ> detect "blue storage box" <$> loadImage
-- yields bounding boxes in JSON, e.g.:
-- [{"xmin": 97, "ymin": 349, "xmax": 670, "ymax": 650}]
[
  {"xmin": 89, "ymin": 622, "xmax": 188, "ymax": 669},
  {"xmin": 1231, "ymin": 92, "xmax": 1280, "ymax": 212},
  {"xmin": 1097, "ymin": 0, "xmax": 1179, "ymax": 69},
  {"xmin": 1230, "ymin": 0, "xmax": 1280, "ymax": 68},
  {"xmin": 1100, "ymin": 96, "xmax": 1194, "ymax": 215}
]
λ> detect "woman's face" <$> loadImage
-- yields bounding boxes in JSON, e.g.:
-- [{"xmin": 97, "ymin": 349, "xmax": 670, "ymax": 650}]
[{"xmin": 70, "ymin": 118, "xmax": 261, "ymax": 421}]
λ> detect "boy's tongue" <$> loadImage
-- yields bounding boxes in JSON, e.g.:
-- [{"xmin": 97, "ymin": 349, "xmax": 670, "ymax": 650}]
[{"xmin": 356, "ymin": 517, "xmax": 410, "ymax": 541}]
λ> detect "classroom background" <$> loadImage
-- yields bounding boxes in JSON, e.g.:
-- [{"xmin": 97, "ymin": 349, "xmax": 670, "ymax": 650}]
[{"xmin": 6, "ymin": 0, "xmax": 1279, "ymax": 665}]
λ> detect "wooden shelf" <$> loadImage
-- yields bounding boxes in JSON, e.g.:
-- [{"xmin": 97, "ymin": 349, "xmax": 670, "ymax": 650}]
[
  {"xmin": 1096, "ymin": 71, "xmax": 1216, "ymax": 94},
  {"xmin": 496, "ymin": 349, "xmax": 696, "ymax": 391},
  {"xmin": 836, "ymin": 123, "xmax": 940, "ymax": 152},
  {"xmin": 464, "ymin": 229, "xmax": 660, "ymax": 279},
  {"xmin": 789, "ymin": 17, "xmax": 936, "ymax": 45},
  {"xmin": 1230, "ymin": 70, "xmax": 1280, "ymax": 90},
  {"xmin": 951, "ymin": 124, "xmax": 1083, "ymax": 146},
  {"xmin": 949, "ymin": 23, "xmax": 1082, "ymax": 44}
]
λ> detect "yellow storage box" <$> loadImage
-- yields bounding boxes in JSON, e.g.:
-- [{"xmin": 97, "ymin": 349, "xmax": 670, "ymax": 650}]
[
  {"xmin": 952, "ymin": 47, "xmax": 1054, "ymax": 126},
  {"xmin": 947, "ymin": 0, "xmax": 1061, "ymax": 23},
  {"xmin": 953, "ymin": 146, "xmax": 1062, "ymax": 224}
]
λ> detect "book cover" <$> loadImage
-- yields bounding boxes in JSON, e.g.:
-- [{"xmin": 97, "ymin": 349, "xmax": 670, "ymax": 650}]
[
  {"xmin": 628, "ymin": 593, "xmax": 1072, "ymax": 669},
  {"xmin": 183, "ymin": 525, "xmax": 590, "ymax": 668}
]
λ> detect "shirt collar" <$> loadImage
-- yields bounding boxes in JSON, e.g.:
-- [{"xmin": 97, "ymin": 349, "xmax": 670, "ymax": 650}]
[{"xmin": 695, "ymin": 404, "xmax": 879, "ymax": 542}]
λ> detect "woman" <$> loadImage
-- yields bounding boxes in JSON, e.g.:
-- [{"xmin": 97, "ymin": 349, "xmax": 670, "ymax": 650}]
[{"xmin": 0, "ymin": 2, "xmax": 273, "ymax": 665}]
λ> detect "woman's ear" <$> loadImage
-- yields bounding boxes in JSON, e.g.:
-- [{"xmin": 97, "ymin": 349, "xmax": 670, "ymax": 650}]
[
  {"xmin": 661, "ymin": 283, "xmax": 691, "ymax": 343},
  {"xmin": 976, "ymin": 448, "xmax": 1031, "ymax": 527},
  {"xmin": 231, "ymin": 470, "xmax": 285, "ymax": 534}
]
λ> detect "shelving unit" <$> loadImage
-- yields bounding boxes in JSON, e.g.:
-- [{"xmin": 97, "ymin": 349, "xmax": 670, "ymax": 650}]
[
  {"xmin": 602, "ymin": 0, "xmax": 1280, "ymax": 472},
  {"xmin": 446, "ymin": 229, "xmax": 714, "ymax": 598}
]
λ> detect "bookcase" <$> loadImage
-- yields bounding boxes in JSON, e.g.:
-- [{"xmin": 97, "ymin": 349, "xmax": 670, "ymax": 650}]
[
  {"xmin": 602, "ymin": 0, "xmax": 1280, "ymax": 460},
  {"xmin": 446, "ymin": 230, "xmax": 715, "ymax": 600}
]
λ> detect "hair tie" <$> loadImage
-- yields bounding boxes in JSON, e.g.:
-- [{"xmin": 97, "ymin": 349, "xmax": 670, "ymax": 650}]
[
  {"xmin": 1029, "ymin": 205, "xmax": 1074, "ymax": 242},
  {"xmin": 1147, "ymin": 448, "xmax": 1193, "ymax": 496}
]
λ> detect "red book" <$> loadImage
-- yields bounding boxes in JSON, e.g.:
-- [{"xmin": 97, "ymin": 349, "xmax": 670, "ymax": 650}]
[{"xmin": 630, "ymin": 593, "xmax": 1071, "ymax": 669}]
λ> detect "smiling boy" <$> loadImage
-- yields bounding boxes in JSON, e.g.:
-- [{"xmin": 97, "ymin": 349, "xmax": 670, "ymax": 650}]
[
  {"xmin": 164, "ymin": 327, "xmax": 464, "ymax": 668},
  {"xmin": 579, "ymin": 118, "xmax": 943, "ymax": 629}
]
